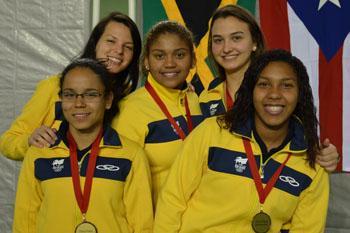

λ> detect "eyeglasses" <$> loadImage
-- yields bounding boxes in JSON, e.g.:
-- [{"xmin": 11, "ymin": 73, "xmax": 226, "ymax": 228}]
[{"xmin": 61, "ymin": 90, "xmax": 104, "ymax": 102}]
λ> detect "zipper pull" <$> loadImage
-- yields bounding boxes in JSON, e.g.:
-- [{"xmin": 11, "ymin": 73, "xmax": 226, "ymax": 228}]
[{"xmin": 260, "ymin": 165, "xmax": 264, "ymax": 179}]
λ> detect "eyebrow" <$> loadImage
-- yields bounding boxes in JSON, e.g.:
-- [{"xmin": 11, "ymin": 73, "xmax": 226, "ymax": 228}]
[
  {"xmin": 258, "ymin": 76, "xmax": 297, "ymax": 81},
  {"xmin": 212, "ymin": 31, "xmax": 244, "ymax": 37},
  {"xmin": 62, "ymin": 88, "xmax": 100, "ymax": 92},
  {"xmin": 105, "ymin": 34, "xmax": 133, "ymax": 44},
  {"xmin": 151, "ymin": 48, "xmax": 189, "ymax": 52}
]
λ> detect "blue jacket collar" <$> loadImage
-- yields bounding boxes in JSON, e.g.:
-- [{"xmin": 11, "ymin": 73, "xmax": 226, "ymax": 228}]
[
  {"xmin": 232, "ymin": 115, "xmax": 308, "ymax": 152},
  {"xmin": 51, "ymin": 121, "xmax": 122, "ymax": 148}
]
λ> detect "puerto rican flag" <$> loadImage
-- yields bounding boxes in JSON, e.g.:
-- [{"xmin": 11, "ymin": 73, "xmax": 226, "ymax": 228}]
[{"xmin": 260, "ymin": 0, "xmax": 350, "ymax": 171}]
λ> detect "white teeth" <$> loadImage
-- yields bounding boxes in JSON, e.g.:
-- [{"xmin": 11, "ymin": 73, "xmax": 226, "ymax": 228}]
[
  {"xmin": 73, "ymin": 113, "xmax": 89, "ymax": 119},
  {"xmin": 162, "ymin": 72, "xmax": 178, "ymax": 78},
  {"xmin": 107, "ymin": 56, "xmax": 122, "ymax": 64},
  {"xmin": 265, "ymin": 106, "xmax": 283, "ymax": 115},
  {"xmin": 222, "ymin": 55, "xmax": 237, "ymax": 60}
]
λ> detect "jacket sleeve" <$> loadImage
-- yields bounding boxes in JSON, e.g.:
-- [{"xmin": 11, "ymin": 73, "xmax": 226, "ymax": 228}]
[
  {"xmin": 123, "ymin": 145, "xmax": 154, "ymax": 233},
  {"xmin": 12, "ymin": 148, "xmax": 43, "ymax": 233},
  {"xmin": 153, "ymin": 122, "xmax": 209, "ymax": 233},
  {"xmin": 0, "ymin": 75, "xmax": 59, "ymax": 160},
  {"xmin": 289, "ymin": 166, "xmax": 329, "ymax": 233},
  {"xmin": 111, "ymin": 98, "xmax": 148, "ymax": 147}
]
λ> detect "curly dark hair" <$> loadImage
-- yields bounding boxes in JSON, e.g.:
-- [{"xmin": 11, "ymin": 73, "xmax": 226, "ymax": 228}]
[
  {"xmin": 59, "ymin": 58, "xmax": 117, "ymax": 124},
  {"xmin": 219, "ymin": 49, "xmax": 319, "ymax": 167},
  {"xmin": 208, "ymin": 4, "xmax": 265, "ymax": 80},
  {"xmin": 79, "ymin": 11, "xmax": 142, "ymax": 98},
  {"xmin": 141, "ymin": 20, "xmax": 196, "ymax": 77}
]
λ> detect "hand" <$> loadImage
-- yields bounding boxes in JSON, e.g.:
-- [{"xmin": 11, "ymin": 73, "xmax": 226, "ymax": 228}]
[
  {"xmin": 316, "ymin": 138, "xmax": 340, "ymax": 172},
  {"xmin": 187, "ymin": 83, "xmax": 195, "ymax": 92},
  {"xmin": 28, "ymin": 126, "xmax": 57, "ymax": 148}
]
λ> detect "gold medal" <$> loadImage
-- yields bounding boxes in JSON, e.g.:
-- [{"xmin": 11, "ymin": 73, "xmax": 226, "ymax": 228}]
[
  {"xmin": 75, "ymin": 221, "xmax": 98, "ymax": 233},
  {"xmin": 252, "ymin": 211, "xmax": 271, "ymax": 233}
]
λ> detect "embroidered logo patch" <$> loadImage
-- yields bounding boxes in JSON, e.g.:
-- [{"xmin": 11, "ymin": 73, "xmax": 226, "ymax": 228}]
[
  {"xmin": 96, "ymin": 164, "xmax": 120, "ymax": 172},
  {"xmin": 209, "ymin": 103, "xmax": 219, "ymax": 116},
  {"xmin": 279, "ymin": 175, "xmax": 300, "ymax": 187},
  {"xmin": 234, "ymin": 156, "xmax": 248, "ymax": 173},
  {"xmin": 52, "ymin": 159, "xmax": 64, "ymax": 172}
]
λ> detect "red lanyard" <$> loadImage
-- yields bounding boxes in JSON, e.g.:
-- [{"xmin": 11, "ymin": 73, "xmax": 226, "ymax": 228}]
[
  {"xmin": 243, "ymin": 138, "xmax": 291, "ymax": 204},
  {"xmin": 145, "ymin": 81, "xmax": 193, "ymax": 140},
  {"xmin": 225, "ymin": 85, "xmax": 234, "ymax": 110},
  {"xmin": 67, "ymin": 128, "xmax": 103, "ymax": 215}
]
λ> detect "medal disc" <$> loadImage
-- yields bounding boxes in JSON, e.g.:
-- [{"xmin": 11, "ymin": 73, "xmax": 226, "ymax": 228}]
[
  {"xmin": 251, "ymin": 211, "xmax": 271, "ymax": 233},
  {"xmin": 75, "ymin": 221, "xmax": 98, "ymax": 233}
]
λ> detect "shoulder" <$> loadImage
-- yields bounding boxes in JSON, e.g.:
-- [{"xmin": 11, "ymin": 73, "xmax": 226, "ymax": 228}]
[
  {"xmin": 208, "ymin": 78, "xmax": 224, "ymax": 91},
  {"xmin": 199, "ymin": 78, "xmax": 224, "ymax": 100},
  {"xmin": 35, "ymin": 74, "xmax": 61, "ymax": 94},
  {"xmin": 37, "ymin": 74, "xmax": 60, "ymax": 87},
  {"xmin": 117, "ymin": 134, "xmax": 146, "ymax": 159},
  {"xmin": 190, "ymin": 117, "xmax": 221, "ymax": 136}
]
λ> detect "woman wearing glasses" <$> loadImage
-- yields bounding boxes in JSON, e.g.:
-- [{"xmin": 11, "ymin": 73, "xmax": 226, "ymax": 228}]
[
  {"xmin": 12, "ymin": 59, "xmax": 153, "ymax": 233},
  {"xmin": 0, "ymin": 12, "xmax": 142, "ymax": 160}
]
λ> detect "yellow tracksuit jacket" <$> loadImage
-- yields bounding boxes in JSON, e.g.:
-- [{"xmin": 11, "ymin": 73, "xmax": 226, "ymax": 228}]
[
  {"xmin": 154, "ymin": 117, "xmax": 329, "ymax": 233},
  {"xmin": 199, "ymin": 78, "xmax": 227, "ymax": 118},
  {"xmin": 112, "ymin": 75, "xmax": 203, "ymax": 205},
  {"xmin": 13, "ymin": 122, "xmax": 153, "ymax": 233},
  {"xmin": 0, "ymin": 75, "xmax": 63, "ymax": 160}
]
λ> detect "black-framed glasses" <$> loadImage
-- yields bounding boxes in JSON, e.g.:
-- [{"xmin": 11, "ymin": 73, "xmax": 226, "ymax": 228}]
[{"xmin": 61, "ymin": 90, "xmax": 104, "ymax": 102}]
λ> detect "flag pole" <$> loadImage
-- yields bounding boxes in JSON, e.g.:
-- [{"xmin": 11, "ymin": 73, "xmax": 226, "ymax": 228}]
[
  {"xmin": 92, "ymin": 0, "xmax": 100, "ymax": 30},
  {"xmin": 128, "ymin": 0, "xmax": 136, "ymax": 21}
]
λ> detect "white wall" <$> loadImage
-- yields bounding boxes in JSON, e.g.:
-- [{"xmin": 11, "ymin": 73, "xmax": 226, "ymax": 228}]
[{"xmin": 0, "ymin": 1, "xmax": 91, "ymax": 232}]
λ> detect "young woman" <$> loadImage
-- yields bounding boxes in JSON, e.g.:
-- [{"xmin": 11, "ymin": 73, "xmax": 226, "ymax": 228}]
[
  {"xmin": 13, "ymin": 59, "xmax": 153, "ymax": 233},
  {"xmin": 199, "ymin": 4, "xmax": 338, "ymax": 172},
  {"xmin": 154, "ymin": 50, "xmax": 329, "ymax": 233},
  {"xmin": 113, "ymin": 21, "xmax": 203, "ymax": 205},
  {"xmin": 0, "ymin": 11, "xmax": 142, "ymax": 160}
]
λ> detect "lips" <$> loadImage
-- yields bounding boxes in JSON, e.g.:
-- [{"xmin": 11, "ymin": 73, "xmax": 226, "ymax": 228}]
[
  {"xmin": 221, "ymin": 54, "xmax": 238, "ymax": 60},
  {"xmin": 264, "ymin": 105, "xmax": 284, "ymax": 115},
  {"xmin": 160, "ymin": 71, "xmax": 179, "ymax": 78},
  {"xmin": 72, "ymin": 112, "xmax": 90, "ymax": 121},
  {"xmin": 106, "ymin": 56, "xmax": 122, "ymax": 67}
]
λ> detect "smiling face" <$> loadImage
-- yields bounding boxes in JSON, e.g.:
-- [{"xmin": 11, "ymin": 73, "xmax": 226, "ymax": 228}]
[
  {"xmin": 211, "ymin": 16, "xmax": 256, "ymax": 76},
  {"xmin": 253, "ymin": 61, "xmax": 299, "ymax": 133},
  {"xmin": 144, "ymin": 32, "xmax": 194, "ymax": 89},
  {"xmin": 95, "ymin": 21, "xmax": 134, "ymax": 74},
  {"xmin": 61, "ymin": 67, "xmax": 113, "ymax": 135}
]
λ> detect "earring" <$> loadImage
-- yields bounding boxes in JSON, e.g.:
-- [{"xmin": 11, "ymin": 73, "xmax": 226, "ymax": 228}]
[
  {"xmin": 145, "ymin": 66, "xmax": 149, "ymax": 71},
  {"xmin": 252, "ymin": 46, "xmax": 257, "ymax": 52}
]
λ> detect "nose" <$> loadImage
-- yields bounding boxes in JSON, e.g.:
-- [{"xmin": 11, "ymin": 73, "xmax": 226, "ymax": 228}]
[
  {"xmin": 111, "ymin": 41, "xmax": 123, "ymax": 55},
  {"xmin": 74, "ymin": 95, "xmax": 86, "ymax": 107},
  {"xmin": 164, "ymin": 55, "xmax": 176, "ymax": 68},
  {"xmin": 267, "ymin": 86, "xmax": 282, "ymax": 99},
  {"xmin": 223, "ymin": 40, "xmax": 233, "ymax": 54}
]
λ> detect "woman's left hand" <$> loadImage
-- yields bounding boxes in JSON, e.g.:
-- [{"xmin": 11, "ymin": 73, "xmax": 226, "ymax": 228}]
[{"xmin": 316, "ymin": 138, "xmax": 340, "ymax": 172}]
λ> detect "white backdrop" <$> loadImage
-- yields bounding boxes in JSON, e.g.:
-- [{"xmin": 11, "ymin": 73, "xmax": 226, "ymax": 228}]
[{"xmin": 0, "ymin": 0, "xmax": 90, "ymax": 232}]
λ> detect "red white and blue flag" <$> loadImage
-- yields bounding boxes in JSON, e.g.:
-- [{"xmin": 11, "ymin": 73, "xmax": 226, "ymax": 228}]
[{"xmin": 260, "ymin": 0, "xmax": 350, "ymax": 171}]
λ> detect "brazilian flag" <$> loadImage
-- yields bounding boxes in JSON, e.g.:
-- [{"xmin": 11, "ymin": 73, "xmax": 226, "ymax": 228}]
[{"xmin": 143, "ymin": 0, "xmax": 256, "ymax": 94}]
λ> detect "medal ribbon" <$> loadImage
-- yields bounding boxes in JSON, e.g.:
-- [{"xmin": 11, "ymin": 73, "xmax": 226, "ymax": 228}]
[
  {"xmin": 145, "ymin": 81, "xmax": 193, "ymax": 140},
  {"xmin": 243, "ymin": 138, "xmax": 291, "ymax": 204},
  {"xmin": 68, "ymin": 128, "xmax": 103, "ymax": 215},
  {"xmin": 225, "ymin": 84, "xmax": 234, "ymax": 110}
]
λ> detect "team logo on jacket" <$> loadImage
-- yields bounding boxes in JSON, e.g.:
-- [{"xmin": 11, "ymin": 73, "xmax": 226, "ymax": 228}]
[
  {"xmin": 209, "ymin": 103, "xmax": 219, "ymax": 116},
  {"xmin": 234, "ymin": 156, "xmax": 248, "ymax": 173},
  {"xmin": 96, "ymin": 164, "xmax": 120, "ymax": 172},
  {"xmin": 279, "ymin": 175, "xmax": 300, "ymax": 187},
  {"xmin": 52, "ymin": 159, "xmax": 64, "ymax": 172}
]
